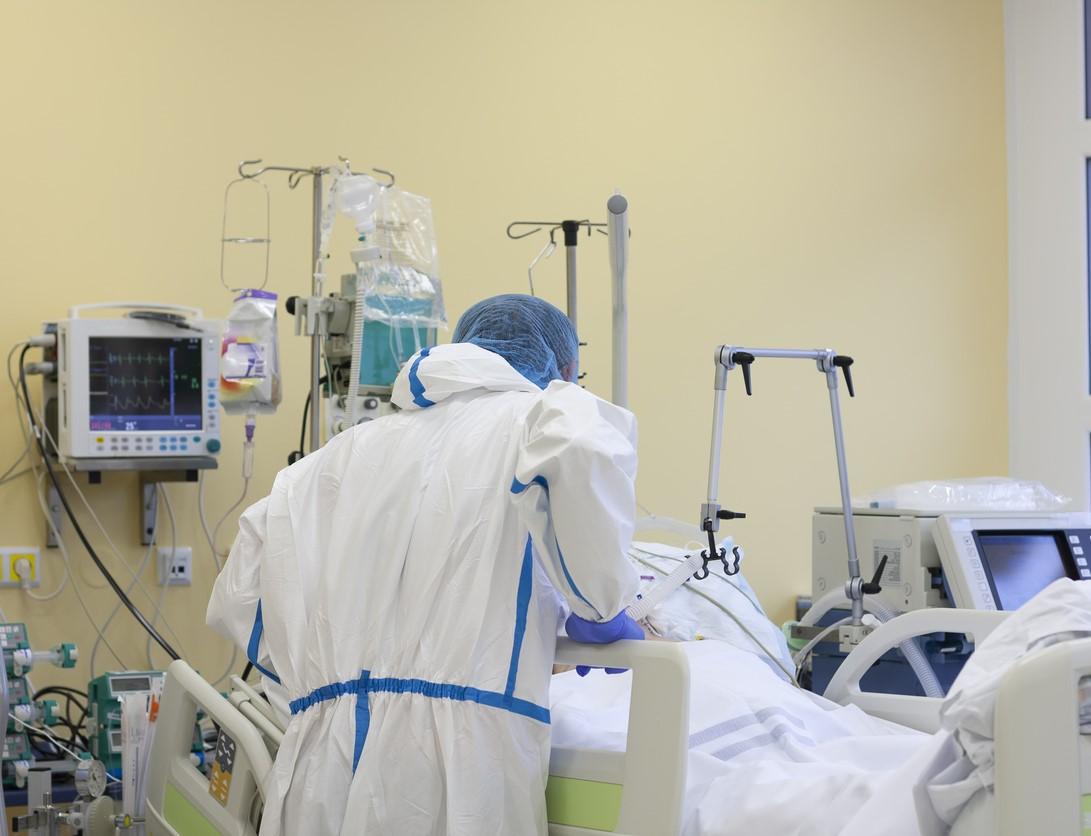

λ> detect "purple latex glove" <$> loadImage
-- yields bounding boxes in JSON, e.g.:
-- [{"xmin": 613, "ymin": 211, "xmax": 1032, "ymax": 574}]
[{"xmin": 564, "ymin": 611, "xmax": 644, "ymax": 676}]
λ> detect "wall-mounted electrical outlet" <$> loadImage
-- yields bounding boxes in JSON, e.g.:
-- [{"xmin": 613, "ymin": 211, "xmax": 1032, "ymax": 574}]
[
  {"xmin": 157, "ymin": 547, "xmax": 192, "ymax": 586},
  {"xmin": 0, "ymin": 548, "xmax": 41, "ymax": 588}
]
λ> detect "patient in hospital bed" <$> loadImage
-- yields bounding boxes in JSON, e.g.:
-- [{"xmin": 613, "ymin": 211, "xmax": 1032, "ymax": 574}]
[{"xmin": 552, "ymin": 544, "xmax": 1091, "ymax": 836}]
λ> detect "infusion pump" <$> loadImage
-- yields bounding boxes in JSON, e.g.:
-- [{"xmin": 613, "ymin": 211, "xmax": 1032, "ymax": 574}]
[
  {"xmin": 46, "ymin": 304, "xmax": 222, "ymax": 462},
  {"xmin": 812, "ymin": 507, "xmax": 1091, "ymax": 613}
]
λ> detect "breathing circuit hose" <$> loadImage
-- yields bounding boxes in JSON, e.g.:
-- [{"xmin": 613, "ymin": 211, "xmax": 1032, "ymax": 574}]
[{"xmin": 799, "ymin": 590, "xmax": 945, "ymax": 699}]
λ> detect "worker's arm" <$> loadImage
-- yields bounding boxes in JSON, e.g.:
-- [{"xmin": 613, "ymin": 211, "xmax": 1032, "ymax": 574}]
[
  {"xmin": 513, "ymin": 381, "xmax": 640, "ymax": 622},
  {"xmin": 206, "ymin": 496, "xmax": 279, "ymax": 683}
]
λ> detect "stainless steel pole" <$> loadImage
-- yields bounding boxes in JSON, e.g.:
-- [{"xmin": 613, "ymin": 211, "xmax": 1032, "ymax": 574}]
[
  {"xmin": 309, "ymin": 170, "xmax": 323, "ymax": 453},
  {"xmin": 826, "ymin": 366, "xmax": 863, "ymax": 622},
  {"xmin": 607, "ymin": 194, "xmax": 629, "ymax": 408},
  {"xmin": 702, "ymin": 348, "xmax": 730, "ymax": 528},
  {"xmin": 561, "ymin": 220, "xmax": 580, "ymax": 332}
]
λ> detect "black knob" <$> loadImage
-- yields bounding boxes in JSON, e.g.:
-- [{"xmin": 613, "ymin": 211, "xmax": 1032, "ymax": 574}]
[
  {"xmin": 285, "ymin": 296, "xmax": 299, "ymax": 315},
  {"xmin": 833, "ymin": 355, "xmax": 855, "ymax": 397},
  {"xmin": 717, "ymin": 509, "xmax": 747, "ymax": 520},
  {"xmin": 732, "ymin": 351, "xmax": 755, "ymax": 396}
]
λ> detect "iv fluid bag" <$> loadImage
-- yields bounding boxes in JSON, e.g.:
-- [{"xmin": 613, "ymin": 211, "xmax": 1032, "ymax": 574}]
[{"xmin": 220, "ymin": 289, "xmax": 282, "ymax": 414}]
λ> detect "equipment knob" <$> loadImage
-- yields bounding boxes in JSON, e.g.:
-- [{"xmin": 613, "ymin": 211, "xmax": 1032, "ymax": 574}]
[
  {"xmin": 57, "ymin": 643, "xmax": 77, "ymax": 668},
  {"xmin": 75, "ymin": 759, "xmax": 107, "ymax": 800},
  {"xmin": 206, "ymin": 439, "xmax": 222, "ymax": 453},
  {"xmin": 40, "ymin": 700, "xmax": 59, "ymax": 726}
]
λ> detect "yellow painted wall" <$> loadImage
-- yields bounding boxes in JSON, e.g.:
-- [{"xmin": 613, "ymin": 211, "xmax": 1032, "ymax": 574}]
[{"xmin": 0, "ymin": 1, "xmax": 1007, "ymax": 691}]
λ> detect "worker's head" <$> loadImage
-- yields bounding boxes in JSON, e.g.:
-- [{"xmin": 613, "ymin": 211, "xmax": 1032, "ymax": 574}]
[{"xmin": 452, "ymin": 294, "xmax": 579, "ymax": 388}]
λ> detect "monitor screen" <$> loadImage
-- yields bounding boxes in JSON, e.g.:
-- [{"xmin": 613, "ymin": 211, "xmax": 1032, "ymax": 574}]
[
  {"xmin": 975, "ymin": 532, "xmax": 1071, "ymax": 610},
  {"xmin": 88, "ymin": 337, "xmax": 203, "ymax": 432}
]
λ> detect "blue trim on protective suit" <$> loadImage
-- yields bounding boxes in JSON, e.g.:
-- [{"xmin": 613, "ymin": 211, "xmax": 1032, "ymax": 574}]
[
  {"xmin": 408, "ymin": 347, "xmax": 436, "ymax": 408},
  {"xmin": 510, "ymin": 475, "xmax": 548, "ymax": 494},
  {"xmin": 352, "ymin": 671, "xmax": 371, "ymax": 773},
  {"xmin": 247, "ymin": 601, "xmax": 281, "ymax": 685},
  {"xmin": 289, "ymin": 673, "xmax": 551, "ymax": 725},
  {"xmin": 509, "ymin": 474, "xmax": 594, "ymax": 611},
  {"xmin": 505, "ymin": 537, "xmax": 535, "ymax": 699}
]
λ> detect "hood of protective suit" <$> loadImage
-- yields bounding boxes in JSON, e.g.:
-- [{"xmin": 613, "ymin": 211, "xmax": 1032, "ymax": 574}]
[{"xmin": 391, "ymin": 342, "xmax": 541, "ymax": 411}]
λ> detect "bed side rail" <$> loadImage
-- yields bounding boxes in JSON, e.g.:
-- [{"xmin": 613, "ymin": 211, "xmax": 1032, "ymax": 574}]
[
  {"xmin": 994, "ymin": 636, "xmax": 1091, "ymax": 836},
  {"xmin": 550, "ymin": 639, "xmax": 690, "ymax": 836},
  {"xmin": 145, "ymin": 659, "xmax": 273, "ymax": 836}
]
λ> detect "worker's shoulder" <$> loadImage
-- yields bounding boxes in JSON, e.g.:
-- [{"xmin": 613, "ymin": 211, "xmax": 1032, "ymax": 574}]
[
  {"xmin": 272, "ymin": 428, "xmax": 355, "ymax": 487},
  {"xmin": 531, "ymin": 381, "xmax": 636, "ymax": 428}
]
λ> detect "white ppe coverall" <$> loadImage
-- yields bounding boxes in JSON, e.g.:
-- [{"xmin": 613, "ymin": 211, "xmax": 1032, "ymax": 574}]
[{"xmin": 207, "ymin": 342, "xmax": 640, "ymax": 835}]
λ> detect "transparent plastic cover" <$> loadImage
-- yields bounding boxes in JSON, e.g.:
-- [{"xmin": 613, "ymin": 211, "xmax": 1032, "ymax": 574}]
[
  {"xmin": 858, "ymin": 477, "xmax": 1071, "ymax": 512},
  {"xmin": 356, "ymin": 185, "xmax": 445, "ymax": 329}
]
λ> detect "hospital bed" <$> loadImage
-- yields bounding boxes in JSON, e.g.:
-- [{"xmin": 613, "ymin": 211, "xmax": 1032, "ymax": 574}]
[{"xmin": 143, "ymin": 609, "xmax": 1091, "ymax": 836}]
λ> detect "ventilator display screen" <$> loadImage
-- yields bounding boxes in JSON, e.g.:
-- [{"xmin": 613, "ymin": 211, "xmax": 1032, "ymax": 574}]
[
  {"xmin": 976, "ymin": 532, "xmax": 1071, "ymax": 610},
  {"xmin": 88, "ymin": 337, "xmax": 203, "ymax": 431}
]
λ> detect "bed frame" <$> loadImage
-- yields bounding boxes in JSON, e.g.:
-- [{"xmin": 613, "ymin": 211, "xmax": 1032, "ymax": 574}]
[{"xmin": 144, "ymin": 611, "xmax": 1091, "ymax": 836}]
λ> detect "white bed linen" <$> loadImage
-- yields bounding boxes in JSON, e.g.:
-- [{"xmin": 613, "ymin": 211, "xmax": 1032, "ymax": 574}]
[{"xmin": 550, "ymin": 640, "xmax": 927, "ymax": 836}]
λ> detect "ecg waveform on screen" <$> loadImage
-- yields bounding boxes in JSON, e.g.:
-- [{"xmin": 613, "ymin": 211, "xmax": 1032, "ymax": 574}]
[
  {"xmin": 105, "ymin": 352, "xmax": 170, "ymax": 367},
  {"xmin": 88, "ymin": 336, "xmax": 205, "ymax": 427},
  {"xmin": 104, "ymin": 376, "xmax": 170, "ymax": 388},
  {"xmin": 109, "ymin": 394, "xmax": 172, "ymax": 412}
]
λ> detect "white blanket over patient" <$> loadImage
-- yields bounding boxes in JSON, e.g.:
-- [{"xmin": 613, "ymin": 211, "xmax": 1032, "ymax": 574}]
[
  {"xmin": 551, "ymin": 641, "xmax": 927, "ymax": 836},
  {"xmin": 551, "ymin": 580, "xmax": 1091, "ymax": 836}
]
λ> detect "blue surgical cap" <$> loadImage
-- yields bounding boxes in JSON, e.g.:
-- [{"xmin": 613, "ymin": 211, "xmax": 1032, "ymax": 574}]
[{"xmin": 452, "ymin": 294, "xmax": 579, "ymax": 389}]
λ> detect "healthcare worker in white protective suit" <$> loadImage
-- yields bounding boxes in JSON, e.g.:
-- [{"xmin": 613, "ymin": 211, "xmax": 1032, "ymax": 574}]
[{"xmin": 207, "ymin": 294, "xmax": 645, "ymax": 835}]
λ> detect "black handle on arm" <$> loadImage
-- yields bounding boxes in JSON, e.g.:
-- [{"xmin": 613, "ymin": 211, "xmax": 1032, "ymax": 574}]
[
  {"xmin": 732, "ymin": 351, "xmax": 755, "ymax": 396},
  {"xmin": 717, "ymin": 509, "xmax": 746, "ymax": 520},
  {"xmin": 862, "ymin": 555, "xmax": 888, "ymax": 595},
  {"xmin": 833, "ymin": 355, "xmax": 855, "ymax": 397}
]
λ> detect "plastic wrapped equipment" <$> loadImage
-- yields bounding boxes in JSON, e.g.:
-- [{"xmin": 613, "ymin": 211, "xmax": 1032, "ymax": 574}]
[
  {"xmin": 859, "ymin": 477, "xmax": 1071, "ymax": 512},
  {"xmin": 337, "ymin": 179, "xmax": 445, "ymax": 394}
]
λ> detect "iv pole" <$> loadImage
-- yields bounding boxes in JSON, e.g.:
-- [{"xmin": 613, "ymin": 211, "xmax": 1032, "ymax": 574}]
[
  {"xmin": 507, "ymin": 192, "xmax": 631, "ymax": 408},
  {"xmin": 236, "ymin": 159, "xmax": 395, "ymax": 454}
]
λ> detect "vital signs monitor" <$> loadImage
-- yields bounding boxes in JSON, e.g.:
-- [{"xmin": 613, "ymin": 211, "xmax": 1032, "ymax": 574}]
[{"xmin": 51, "ymin": 304, "xmax": 222, "ymax": 461}]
